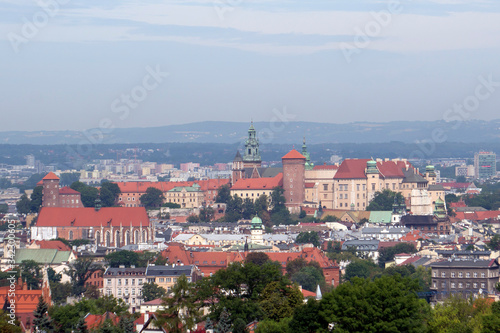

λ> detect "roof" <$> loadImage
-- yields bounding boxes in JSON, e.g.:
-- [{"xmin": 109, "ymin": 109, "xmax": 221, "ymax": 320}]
[
  {"xmin": 334, "ymin": 159, "xmax": 371, "ymax": 179},
  {"xmin": 282, "ymin": 149, "xmax": 306, "ymax": 160},
  {"xmin": 34, "ymin": 240, "xmax": 71, "ymax": 251},
  {"xmin": 58, "ymin": 186, "xmax": 81, "ymax": 195},
  {"xmin": 145, "ymin": 265, "xmax": 195, "ymax": 277},
  {"xmin": 114, "ymin": 179, "xmax": 230, "ymax": 194},
  {"xmin": 401, "ymin": 170, "xmax": 428, "ymax": 183},
  {"xmin": 313, "ymin": 164, "xmax": 339, "ymax": 170},
  {"xmin": 36, "ymin": 207, "xmax": 149, "ymax": 227},
  {"xmin": 431, "ymin": 259, "xmax": 499, "ymax": 268},
  {"xmin": 42, "ymin": 172, "xmax": 59, "ymax": 180},
  {"xmin": 368, "ymin": 211, "xmax": 393, "ymax": 223},
  {"xmin": 85, "ymin": 312, "xmax": 119, "ymax": 330},
  {"xmin": 231, "ymin": 173, "xmax": 283, "ymax": 190},
  {"xmin": 104, "ymin": 267, "xmax": 146, "ymax": 276},
  {"xmin": 14, "ymin": 249, "xmax": 72, "ymax": 264}
]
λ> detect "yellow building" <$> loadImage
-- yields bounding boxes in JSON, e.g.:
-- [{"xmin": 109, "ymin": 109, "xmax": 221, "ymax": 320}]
[
  {"xmin": 230, "ymin": 174, "xmax": 283, "ymax": 203},
  {"xmin": 165, "ymin": 184, "xmax": 204, "ymax": 208},
  {"xmin": 145, "ymin": 265, "xmax": 200, "ymax": 293}
]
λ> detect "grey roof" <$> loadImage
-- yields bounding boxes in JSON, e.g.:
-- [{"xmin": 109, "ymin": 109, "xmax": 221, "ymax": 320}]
[
  {"xmin": 436, "ymin": 250, "xmax": 491, "ymax": 256},
  {"xmin": 145, "ymin": 265, "xmax": 195, "ymax": 276},
  {"xmin": 104, "ymin": 267, "xmax": 146, "ymax": 276},
  {"xmin": 342, "ymin": 239, "xmax": 379, "ymax": 251},
  {"xmin": 455, "ymin": 207, "xmax": 488, "ymax": 212},
  {"xmin": 431, "ymin": 259, "xmax": 498, "ymax": 268},
  {"xmin": 401, "ymin": 215, "xmax": 435, "ymax": 225},
  {"xmin": 411, "ymin": 257, "xmax": 434, "ymax": 268},
  {"xmin": 428, "ymin": 184, "xmax": 445, "ymax": 191},
  {"xmin": 402, "ymin": 170, "xmax": 428, "ymax": 183},
  {"xmin": 243, "ymin": 167, "xmax": 282, "ymax": 179}
]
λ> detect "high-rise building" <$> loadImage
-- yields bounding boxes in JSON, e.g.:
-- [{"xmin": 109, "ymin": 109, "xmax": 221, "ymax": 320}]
[{"xmin": 474, "ymin": 151, "xmax": 496, "ymax": 179}]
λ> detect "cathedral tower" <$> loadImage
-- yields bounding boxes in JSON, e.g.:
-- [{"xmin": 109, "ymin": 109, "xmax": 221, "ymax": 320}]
[{"xmin": 242, "ymin": 122, "xmax": 262, "ymax": 169}]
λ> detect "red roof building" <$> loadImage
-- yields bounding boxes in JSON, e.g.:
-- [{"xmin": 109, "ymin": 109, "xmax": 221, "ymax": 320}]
[{"xmin": 32, "ymin": 207, "xmax": 153, "ymax": 247}]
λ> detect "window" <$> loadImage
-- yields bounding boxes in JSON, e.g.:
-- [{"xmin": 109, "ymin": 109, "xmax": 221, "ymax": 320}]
[
  {"xmin": 451, "ymin": 272, "xmax": 455, "ymax": 278},
  {"xmin": 118, "ymin": 279, "xmax": 122, "ymax": 286},
  {"xmin": 323, "ymin": 184, "xmax": 328, "ymax": 191},
  {"xmin": 138, "ymin": 279, "xmax": 143, "ymax": 285},
  {"xmin": 458, "ymin": 272, "xmax": 463, "ymax": 278},
  {"xmin": 481, "ymin": 273, "xmax": 485, "ymax": 278},
  {"xmin": 125, "ymin": 279, "xmax": 128, "ymax": 285},
  {"xmin": 131, "ymin": 279, "xmax": 135, "ymax": 285},
  {"xmin": 466, "ymin": 283, "xmax": 470, "ymax": 288},
  {"xmin": 107, "ymin": 289, "xmax": 112, "ymax": 296},
  {"xmin": 481, "ymin": 283, "xmax": 486, "ymax": 288},
  {"xmin": 371, "ymin": 184, "xmax": 375, "ymax": 190},
  {"xmin": 441, "ymin": 272, "xmax": 446, "ymax": 278},
  {"xmin": 433, "ymin": 272, "xmax": 437, "ymax": 277},
  {"xmin": 166, "ymin": 278, "xmax": 171, "ymax": 282},
  {"xmin": 118, "ymin": 289, "xmax": 122, "ymax": 296},
  {"xmin": 132, "ymin": 289, "xmax": 135, "ymax": 295},
  {"xmin": 451, "ymin": 283, "xmax": 455, "ymax": 289},
  {"xmin": 356, "ymin": 184, "xmax": 360, "ymax": 191},
  {"xmin": 441, "ymin": 282, "xmax": 446, "ymax": 288},
  {"xmin": 159, "ymin": 278, "xmax": 164, "ymax": 283},
  {"xmin": 466, "ymin": 273, "xmax": 470, "ymax": 278},
  {"xmin": 107, "ymin": 279, "xmax": 112, "ymax": 285},
  {"xmin": 458, "ymin": 283, "xmax": 463, "ymax": 288},
  {"xmin": 473, "ymin": 272, "xmax": 478, "ymax": 278},
  {"xmin": 473, "ymin": 283, "xmax": 478, "ymax": 288}
]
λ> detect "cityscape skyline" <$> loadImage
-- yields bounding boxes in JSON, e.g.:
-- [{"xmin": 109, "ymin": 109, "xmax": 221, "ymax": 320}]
[{"xmin": 1, "ymin": 0, "xmax": 500, "ymax": 132}]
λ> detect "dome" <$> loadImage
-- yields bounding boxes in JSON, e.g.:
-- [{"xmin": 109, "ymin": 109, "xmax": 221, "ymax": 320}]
[
  {"xmin": 426, "ymin": 165, "xmax": 435, "ymax": 171},
  {"xmin": 251, "ymin": 216, "xmax": 262, "ymax": 224},
  {"xmin": 366, "ymin": 160, "xmax": 379, "ymax": 174}
]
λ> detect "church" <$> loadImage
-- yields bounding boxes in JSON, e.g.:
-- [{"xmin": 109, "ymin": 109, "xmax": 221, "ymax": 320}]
[{"xmin": 31, "ymin": 172, "xmax": 154, "ymax": 247}]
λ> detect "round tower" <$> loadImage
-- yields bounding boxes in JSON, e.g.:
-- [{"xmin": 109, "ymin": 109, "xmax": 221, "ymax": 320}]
[{"xmin": 250, "ymin": 215, "xmax": 264, "ymax": 245}]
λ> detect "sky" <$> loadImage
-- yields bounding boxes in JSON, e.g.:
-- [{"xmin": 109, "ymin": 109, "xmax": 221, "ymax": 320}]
[{"xmin": 1, "ymin": 0, "xmax": 500, "ymax": 132}]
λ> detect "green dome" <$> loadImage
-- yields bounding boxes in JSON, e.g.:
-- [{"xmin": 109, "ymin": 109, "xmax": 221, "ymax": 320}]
[
  {"xmin": 367, "ymin": 160, "xmax": 377, "ymax": 167},
  {"xmin": 251, "ymin": 216, "xmax": 262, "ymax": 224},
  {"xmin": 426, "ymin": 165, "xmax": 435, "ymax": 171}
]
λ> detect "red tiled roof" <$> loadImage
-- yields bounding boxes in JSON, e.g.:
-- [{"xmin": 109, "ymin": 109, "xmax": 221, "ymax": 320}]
[
  {"xmin": 142, "ymin": 298, "xmax": 163, "ymax": 305},
  {"xmin": 440, "ymin": 182, "xmax": 474, "ymax": 189},
  {"xmin": 85, "ymin": 312, "xmax": 119, "ymax": 330},
  {"xmin": 398, "ymin": 255, "xmax": 422, "ymax": 266},
  {"xmin": 115, "ymin": 179, "xmax": 230, "ymax": 194},
  {"xmin": 59, "ymin": 186, "xmax": 81, "ymax": 195},
  {"xmin": 305, "ymin": 182, "xmax": 315, "ymax": 188},
  {"xmin": 36, "ymin": 207, "xmax": 149, "ymax": 227},
  {"xmin": 301, "ymin": 289, "xmax": 316, "ymax": 298},
  {"xmin": 333, "ymin": 159, "xmax": 371, "ymax": 179},
  {"xmin": 35, "ymin": 240, "xmax": 72, "ymax": 251},
  {"xmin": 231, "ymin": 174, "xmax": 283, "ymax": 190},
  {"xmin": 282, "ymin": 149, "xmax": 305, "ymax": 160},
  {"xmin": 42, "ymin": 172, "xmax": 60, "ymax": 180},
  {"xmin": 377, "ymin": 160, "xmax": 407, "ymax": 178},
  {"xmin": 313, "ymin": 164, "xmax": 339, "ymax": 170}
]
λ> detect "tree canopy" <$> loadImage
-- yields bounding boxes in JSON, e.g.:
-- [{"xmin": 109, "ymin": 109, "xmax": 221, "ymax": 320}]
[{"xmin": 366, "ymin": 189, "xmax": 404, "ymax": 211}]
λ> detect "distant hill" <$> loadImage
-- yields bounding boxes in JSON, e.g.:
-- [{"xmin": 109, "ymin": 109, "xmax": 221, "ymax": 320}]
[{"xmin": 1, "ymin": 120, "xmax": 499, "ymax": 145}]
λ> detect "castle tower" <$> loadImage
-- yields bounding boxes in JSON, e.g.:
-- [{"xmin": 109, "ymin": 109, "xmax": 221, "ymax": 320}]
[
  {"xmin": 301, "ymin": 137, "xmax": 314, "ymax": 170},
  {"xmin": 250, "ymin": 216, "xmax": 264, "ymax": 245},
  {"xmin": 242, "ymin": 122, "xmax": 262, "ymax": 169},
  {"xmin": 425, "ymin": 165, "xmax": 437, "ymax": 185},
  {"xmin": 42, "ymin": 172, "xmax": 60, "ymax": 207},
  {"xmin": 282, "ymin": 149, "xmax": 306, "ymax": 214},
  {"xmin": 366, "ymin": 160, "xmax": 380, "ymax": 205},
  {"xmin": 231, "ymin": 151, "xmax": 244, "ymax": 185}
]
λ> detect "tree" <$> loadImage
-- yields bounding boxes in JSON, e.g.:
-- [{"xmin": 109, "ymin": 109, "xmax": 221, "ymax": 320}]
[
  {"xmin": 99, "ymin": 187, "xmax": 115, "ymax": 208},
  {"xmin": 19, "ymin": 259, "xmax": 42, "ymax": 289},
  {"xmin": 105, "ymin": 250, "xmax": 140, "ymax": 268},
  {"xmin": 344, "ymin": 260, "xmax": 379, "ymax": 281},
  {"xmin": 65, "ymin": 257, "xmax": 100, "ymax": 296},
  {"xmin": 215, "ymin": 185, "xmax": 231, "ymax": 204},
  {"xmin": 155, "ymin": 275, "xmax": 200, "ymax": 333},
  {"xmin": 0, "ymin": 309, "xmax": 22, "ymax": 333},
  {"xmin": 16, "ymin": 194, "xmax": 31, "ymax": 214},
  {"xmin": 245, "ymin": 252, "xmax": 270, "ymax": 266},
  {"xmin": 140, "ymin": 187, "xmax": 165, "ymax": 209},
  {"xmin": 216, "ymin": 307, "xmax": 232, "ymax": 333},
  {"xmin": 487, "ymin": 234, "xmax": 500, "ymax": 251},
  {"xmin": 71, "ymin": 181, "xmax": 99, "ymax": 207},
  {"xmin": 289, "ymin": 298, "xmax": 322, "ymax": 333},
  {"xmin": 187, "ymin": 214, "xmax": 201, "ymax": 223},
  {"xmin": 378, "ymin": 242, "xmax": 417, "ymax": 267},
  {"xmin": 162, "ymin": 202, "xmax": 181, "ymax": 208},
  {"xmin": 118, "ymin": 315, "xmax": 136, "ymax": 333},
  {"xmin": 199, "ymin": 206, "xmax": 215, "ymax": 222},
  {"xmin": 142, "ymin": 282, "xmax": 167, "ymax": 302},
  {"xmin": 30, "ymin": 185, "xmax": 43, "ymax": 213},
  {"xmin": 101, "ymin": 182, "xmax": 121, "ymax": 205},
  {"xmin": 232, "ymin": 317, "xmax": 249, "ymax": 333},
  {"xmin": 321, "ymin": 214, "xmax": 339, "ymax": 222},
  {"xmin": 270, "ymin": 187, "xmax": 291, "ymax": 225},
  {"xmin": 75, "ymin": 316, "xmax": 89, "ymax": 333},
  {"xmin": 366, "ymin": 189, "xmax": 404, "ymax": 211},
  {"xmin": 291, "ymin": 266, "xmax": 324, "ymax": 292},
  {"xmin": 33, "ymin": 296, "xmax": 53, "ymax": 332},
  {"xmin": 225, "ymin": 195, "xmax": 243, "ymax": 222},
  {"xmin": 319, "ymin": 275, "xmax": 430, "ymax": 333},
  {"xmin": 47, "ymin": 267, "xmax": 61, "ymax": 283},
  {"xmin": 259, "ymin": 281, "xmax": 303, "ymax": 321},
  {"xmin": 295, "ymin": 231, "xmax": 320, "ymax": 247},
  {"xmin": 242, "ymin": 198, "xmax": 256, "ymax": 220},
  {"xmin": 254, "ymin": 318, "xmax": 291, "ymax": 333}
]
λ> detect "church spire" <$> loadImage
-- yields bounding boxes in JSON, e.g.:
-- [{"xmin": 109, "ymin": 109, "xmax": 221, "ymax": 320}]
[
  {"xmin": 243, "ymin": 121, "xmax": 261, "ymax": 166},
  {"xmin": 302, "ymin": 137, "xmax": 313, "ymax": 170}
]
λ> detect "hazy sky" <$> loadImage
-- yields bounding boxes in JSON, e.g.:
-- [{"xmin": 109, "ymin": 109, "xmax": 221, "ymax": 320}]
[{"xmin": 1, "ymin": 0, "xmax": 500, "ymax": 132}]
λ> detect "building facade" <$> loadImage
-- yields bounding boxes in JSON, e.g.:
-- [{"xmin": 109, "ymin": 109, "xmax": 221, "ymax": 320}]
[
  {"xmin": 430, "ymin": 259, "xmax": 500, "ymax": 300},
  {"xmin": 474, "ymin": 151, "xmax": 497, "ymax": 179},
  {"xmin": 103, "ymin": 266, "xmax": 146, "ymax": 312}
]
